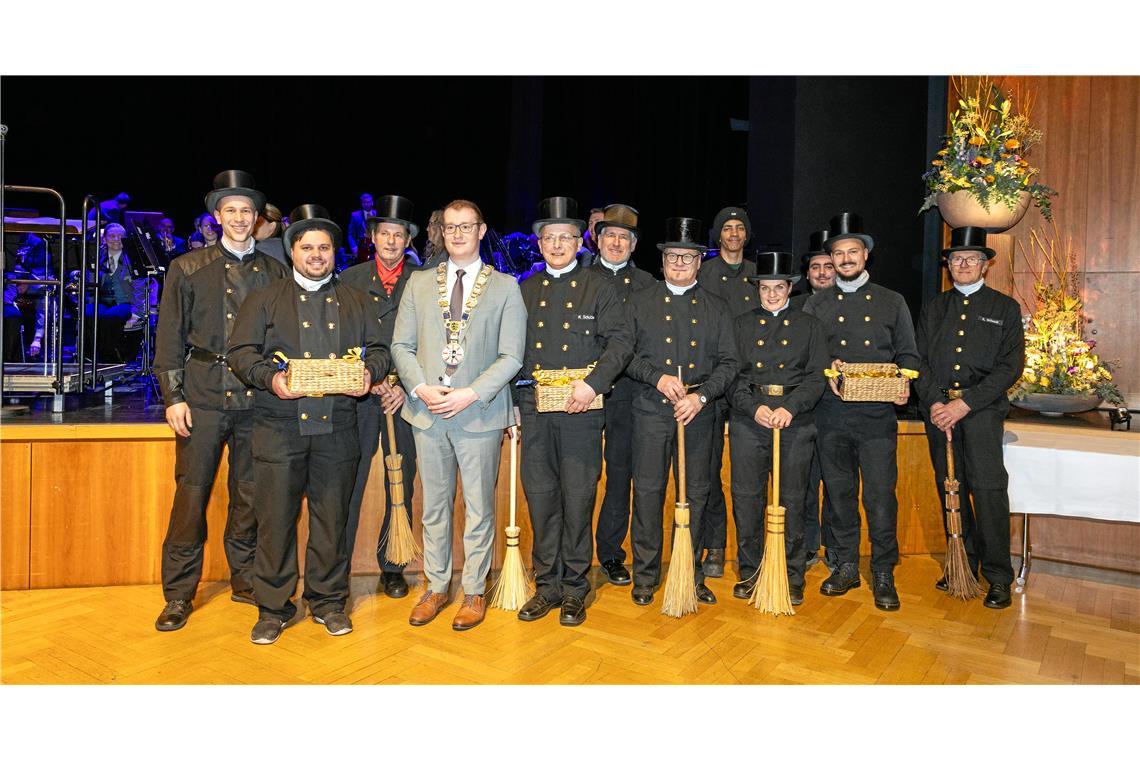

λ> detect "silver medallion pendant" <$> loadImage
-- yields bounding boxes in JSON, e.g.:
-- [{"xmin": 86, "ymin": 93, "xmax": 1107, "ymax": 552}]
[{"xmin": 442, "ymin": 341, "xmax": 465, "ymax": 367}]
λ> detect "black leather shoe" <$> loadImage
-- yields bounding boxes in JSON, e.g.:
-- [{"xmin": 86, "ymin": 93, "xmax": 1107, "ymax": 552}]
[
  {"xmin": 935, "ymin": 575, "xmax": 949, "ymax": 592},
  {"xmin": 789, "ymin": 585, "xmax": 804, "ymax": 606},
  {"xmin": 983, "ymin": 583, "xmax": 1012, "ymax": 609},
  {"xmin": 382, "ymin": 571, "xmax": 409, "ymax": 599},
  {"xmin": 733, "ymin": 579, "xmax": 755, "ymax": 599},
  {"xmin": 518, "ymin": 594, "xmax": 557, "ymax": 621},
  {"xmin": 696, "ymin": 583, "xmax": 717, "ymax": 605},
  {"xmin": 820, "ymin": 563, "xmax": 861, "ymax": 596},
  {"xmin": 602, "ymin": 559, "xmax": 632, "ymax": 586},
  {"xmin": 559, "ymin": 595, "xmax": 586, "ymax": 626},
  {"xmin": 231, "ymin": 589, "xmax": 257, "ymax": 606},
  {"xmin": 631, "ymin": 586, "xmax": 654, "ymax": 606},
  {"xmin": 250, "ymin": 618, "xmax": 286, "ymax": 645},
  {"xmin": 872, "ymin": 572, "xmax": 900, "ymax": 611},
  {"xmin": 155, "ymin": 599, "xmax": 193, "ymax": 632},
  {"xmin": 702, "ymin": 549, "xmax": 725, "ymax": 579}
]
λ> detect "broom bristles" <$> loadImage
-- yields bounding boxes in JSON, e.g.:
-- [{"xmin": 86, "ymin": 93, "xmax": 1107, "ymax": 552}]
[
  {"xmin": 489, "ymin": 526, "xmax": 534, "ymax": 611},
  {"xmin": 662, "ymin": 506, "xmax": 698, "ymax": 618},
  {"xmin": 750, "ymin": 505, "xmax": 795, "ymax": 616},
  {"xmin": 383, "ymin": 504, "xmax": 422, "ymax": 566},
  {"xmin": 943, "ymin": 500, "xmax": 983, "ymax": 600}
]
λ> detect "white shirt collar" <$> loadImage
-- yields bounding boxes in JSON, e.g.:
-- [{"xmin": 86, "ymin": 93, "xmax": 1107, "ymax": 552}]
[
  {"xmin": 764, "ymin": 302, "xmax": 791, "ymax": 317},
  {"xmin": 836, "ymin": 271, "xmax": 870, "ymax": 293},
  {"xmin": 545, "ymin": 259, "xmax": 578, "ymax": 277},
  {"xmin": 953, "ymin": 278, "xmax": 985, "ymax": 296},
  {"xmin": 598, "ymin": 256, "xmax": 628, "ymax": 274},
  {"xmin": 666, "ymin": 281, "xmax": 697, "ymax": 295},
  {"xmin": 293, "ymin": 269, "xmax": 333, "ymax": 292},
  {"xmin": 222, "ymin": 237, "xmax": 255, "ymax": 259}
]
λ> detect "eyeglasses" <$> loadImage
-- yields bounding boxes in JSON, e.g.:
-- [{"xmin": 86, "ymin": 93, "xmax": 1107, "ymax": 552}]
[
  {"xmin": 948, "ymin": 255, "xmax": 984, "ymax": 268},
  {"xmin": 540, "ymin": 234, "xmax": 579, "ymax": 246},
  {"xmin": 442, "ymin": 222, "xmax": 480, "ymax": 236},
  {"xmin": 664, "ymin": 252, "xmax": 699, "ymax": 265}
]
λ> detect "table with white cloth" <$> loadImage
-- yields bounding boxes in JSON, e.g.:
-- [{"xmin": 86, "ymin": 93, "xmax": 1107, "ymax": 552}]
[{"xmin": 1003, "ymin": 420, "xmax": 1140, "ymax": 588}]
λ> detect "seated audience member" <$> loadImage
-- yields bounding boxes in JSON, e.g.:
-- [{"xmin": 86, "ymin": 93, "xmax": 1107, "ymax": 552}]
[{"xmin": 85, "ymin": 223, "xmax": 145, "ymax": 363}]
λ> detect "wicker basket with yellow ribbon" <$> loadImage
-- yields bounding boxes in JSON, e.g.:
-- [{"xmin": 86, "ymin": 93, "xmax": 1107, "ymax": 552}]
[
  {"xmin": 533, "ymin": 362, "xmax": 603, "ymax": 413},
  {"xmin": 824, "ymin": 362, "xmax": 919, "ymax": 403},
  {"xmin": 278, "ymin": 347, "xmax": 366, "ymax": 396}
]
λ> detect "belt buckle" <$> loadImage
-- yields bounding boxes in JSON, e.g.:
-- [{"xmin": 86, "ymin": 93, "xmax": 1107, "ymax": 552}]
[
  {"xmin": 947, "ymin": 389, "xmax": 963, "ymax": 400},
  {"xmin": 766, "ymin": 384, "xmax": 784, "ymax": 396}
]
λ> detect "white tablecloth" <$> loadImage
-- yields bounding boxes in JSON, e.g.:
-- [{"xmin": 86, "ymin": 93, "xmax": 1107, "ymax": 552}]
[{"xmin": 1003, "ymin": 422, "xmax": 1140, "ymax": 523}]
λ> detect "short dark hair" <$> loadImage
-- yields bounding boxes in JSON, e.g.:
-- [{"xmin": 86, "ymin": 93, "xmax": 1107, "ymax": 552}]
[{"xmin": 290, "ymin": 220, "xmax": 342, "ymax": 251}]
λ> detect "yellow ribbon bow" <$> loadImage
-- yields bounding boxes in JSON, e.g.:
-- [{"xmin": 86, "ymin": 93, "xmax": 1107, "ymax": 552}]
[
  {"xmin": 342, "ymin": 347, "xmax": 364, "ymax": 362},
  {"xmin": 899, "ymin": 368, "xmax": 920, "ymax": 380}
]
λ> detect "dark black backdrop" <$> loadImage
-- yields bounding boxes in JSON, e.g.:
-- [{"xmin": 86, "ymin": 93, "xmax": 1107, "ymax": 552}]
[{"xmin": 2, "ymin": 75, "xmax": 942, "ymax": 308}]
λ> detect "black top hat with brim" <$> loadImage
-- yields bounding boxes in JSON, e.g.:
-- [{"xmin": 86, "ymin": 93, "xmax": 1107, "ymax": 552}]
[
  {"xmin": 204, "ymin": 169, "xmax": 266, "ymax": 214},
  {"xmin": 745, "ymin": 251, "xmax": 801, "ymax": 284},
  {"xmin": 942, "ymin": 225, "xmax": 996, "ymax": 260},
  {"xmin": 823, "ymin": 212, "xmax": 874, "ymax": 253},
  {"xmin": 532, "ymin": 197, "xmax": 586, "ymax": 237},
  {"xmin": 366, "ymin": 195, "xmax": 419, "ymax": 238},
  {"xmin": 284, "ymin": 204, "xmax": 342, "ymax": 253},
  {"xmin": 594, "ymin": 203, "xmax": 640, "ymax": 238},
  {"xmin": 801, "ymin": 229, "xmax": 832, "ymax": 267},
  {"xmin": 657, "ymin": 217, "xmax": 707, "ymax": 252},
  {"xmin": 711, "ymin": 206, "xmax": 752, "ymax": 243}
]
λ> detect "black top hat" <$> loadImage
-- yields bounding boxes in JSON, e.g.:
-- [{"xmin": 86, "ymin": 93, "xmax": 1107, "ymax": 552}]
[
  {"xmin": 533, "ymin": 197, "xmax": 586, "ymax": 237},
  {"xmin": 284, "ymin": 204, "xmax": 342, "ymax": 253},
  {"xmin": 745, "ymin": 251, "xmax": 801, "ymax": 284},
  {"xmin": 594, "ymin": 203, "xmax": 640, "ymax": 238},
  {"xmin": 656, "ymin": 217, "xmax": 707, "ymax": 252},
  {"xmin": 711, "ymin": 206, "xmax": 752, "ymax": 244},
  {"xmin": 204, "ymin": 169, "xmax": 266, "ymax": 214},
  {"xmin": 801, "ymin": 229, "xmax": 832, "ymax": 267},
  {"xmin": 366, "ymin": 195, "xmax": 419, "ymax": 238},
  {"xmin": 824, "ymin": 212, "xmax": 874, "ymax": 252},
  {"xmin": 942, "ymin": 226, "xmax": 996, "ymax": 260}
]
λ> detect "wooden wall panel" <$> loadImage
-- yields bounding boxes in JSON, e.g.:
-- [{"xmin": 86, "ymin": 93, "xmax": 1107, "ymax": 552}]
[
  {"xmin": 1, "ymin": 442, "xmax": 32, "ymax": 590},
  {"xmin": 1086, "ymin": 77, "xmax": 1140, "ymax": 274}
]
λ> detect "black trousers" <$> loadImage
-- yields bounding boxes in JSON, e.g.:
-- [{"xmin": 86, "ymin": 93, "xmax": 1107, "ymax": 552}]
[
  {"xmin": 815, "ymin": 397, "xmax": 900, "ymax": 574},
  {"xmin": 251, "ymin": 417, "xmax": 360, "ymax": 622},
  {"xmin": 595, "ymin": 376, "xmax": 636, "ymax": 564},
  {"xmin": 801, "ymin": 443, "xmax": 836, "ymax": 561},
  {"xmin": 343, "ymin": 396, "xmax": 417, "ymax": 573},
  {"xmin": 699, "ymin": 398, "xmax": 729, "ymax": 555},
  {"xmin": 728, "ymin": 412, "xmax": 816, "ymax": 586},
  {"xmin": 161, "ymin": 406, "xmax": 257, "ymax": 601},
  {"xmin": 631, "ymin": 408, "xmax": 714, "ymax": 588},
  {"xmin": 923, "ymin": 406, "xmax": 1014, "ymax": 585},
  {"xmin": 520, "ymin": 399, "xmax": 605, "ymax": 602}
]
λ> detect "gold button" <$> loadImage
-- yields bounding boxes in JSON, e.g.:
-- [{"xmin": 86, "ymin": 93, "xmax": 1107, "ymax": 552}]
[
  {"xmin": 563, "ymin": 322, "xmax": 570, "ymax": 330},
  {"xmin": 304, "ymin": 351, "xmax": 311, "ymax": 358},
  {"xmin": 760, "ymin": 319, "xmax": 766, "ymax": 325},
  {"xmin": 688, "ymin": 362, "xmax": 695, "ymax": 369},
  {"xmin": 864, "ymin": 316, "xmax": 871, "ymax": 322},
  {"xmin": 226, "ymin": 288, "xmax": 233, "ymax": 294},
  {"xmin": 539, "ymin": 300, "xmax": 546, "ymax": 307},
  {"xmin": 326, "ymin": 297, "xmax": 333, "ymax": 303},
  {"xmin": 955, "ymin": 347, "xmax": 963, "ymax": 353},
  {"xmin": 322, "ymin": 415, "xmax": 328, "ymax": 421},
  {"xmin": 537, "ymin": 321, "xmax": 544, "ymax": 328},
  {"xmin": 963, "ymin": 299, "xmax": 970, "ymax": 305},
  {"xmin": 745, "ymin": 296, "xmax": 750, "ymax": 301},
  {"xmin": 954, "ymin": 364, "xmax": 961, "ymax": 371},
  {"xmin": 328, "ymin": 322, "xmax": 336, "ymax": 329},
  {"xmin": 665, "ymin": 315, "xmax": 672, "ymax": 321},
  {"xmin": 300, "ymin": 295, "xmax": 307, "ymax": 301},
  {"xmin": 690, "ymin": 340, "xmax": 697, "ymax": 347},
  {"xmin": 246, "ymin": 390, "xmax": 253, "ymax": 397},
  {"xmin": 562, "ymin": 344, "xmax": 568, "ymax": 352},
  {"xmin": 535, "ymin": 364, "xmax": 542, "ymax": 370},
  {"xmin": 570, "ymin": 281, "xmax": 577, "ymax": 288},
  {"xmin": 960, "ymin": 314, "xmax": 967, "ymax": 320},
  {"xmin": 838, "ymin": 316, "xmax": 845, "ymax": 322},
  {"xmin": 664, "ymin": 296, "xmax": 671, "ymax": 303},
  {"xmin": 953, "ymin": 382, "xmax": 961, "ymax": 388},
  {"xmin": 253, "ymin": 266, "xmax": 259, "ymax": 272},
  {"xmin": 535, "ymin": 342, "xmax": 542, "ymax": 349},
  {"xmin": 958, "ymin": 330, "xmax": 965, "ymax": 336},
  {"xmin": 301, "ymin": 413, "xmax": 308, "ymax": 420},
  {"xmin": 543, "ymin": 279, "xmax": 550, "ymax": 286},
  {"xmin": 666, "ymin": 337, "xmax": 673, "ymax": 343},
  {"xmin": 373, "ymin": 296, "xmax": 379, "ymax": 302},
  {"xmin": 783, "ymin": 319, "xmax": 790, "ymax": 326},
  {"xmin": 585, "ymin": 330, "xmax": 590, "ymax": 335},
  {"xmin": 227, "ymin": 313, "xmax": 233, "ymax": 319},
  {"xmin": 756, "ymin": 362, "xmax": 762, "ymax": 368},
  {"xmin": 721, "ymin": 275, "xmax": 728, "ymax": 281},
  {"xmin": 691, "ymin": 298, "xmax": 697, "ymax": 305},
  {"xmin": 566, "ymin": 302, "xmax": 573, "ymax": 308},
  {"xmin": 624, "ymin": 277, "xmax": 630, "ymax": 284},
  {"xmin": 691, "ymin": 319, "xmax": 697, "ymax": 324},
  {"xmin": 757, "ymin": 340, "xmax": 765, "ymax": 346},
  {"xmin": 837, "ymin": 294, "xmax": 844, "ymax": 300},
  {"xmin": 864, "ymin": 340, "xmax": 871, "ymax": 346},
  {"xmin": 866, "ymin": 294, "xmax": 872, "ymax": 300},
  {"xmin": 781, "ymin": 339, "xmax": 788, "ymax": 345},
  {"xmin": 225, "ymin": 391, "xmax": 232, "ymax": 397},
  {"xmin": 303, "ymin": 321, "xmax": 310, "ymax": 328},
  {"xmin": 666, "ymin": 359, "xmax": 673, "ymax": 365},
  {"xmin": 328, "ymin": 353, "xmax": 336, "ymax": 359},
  {"xmin": 778, "ymin": 363, "xmax": 785, "ymax": 369},
  {"xmin": 840, "ymin": 339, "xmax": 847, "ymax": 346},
  {"xmin": 225, "ymin": 263, "xmax": 232, "ymax": 269}
]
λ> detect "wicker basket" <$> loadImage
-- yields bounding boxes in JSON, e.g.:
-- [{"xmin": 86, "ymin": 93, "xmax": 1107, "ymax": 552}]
[
  {"xmin": 833, "ymin": 362, "xmax": 908, "ymax": 403},
  {"xmin": 286, "ymin": 358, "xmax": 365, "ymax": 396},
  {"xmin": 533, "ymin": 366, "xmax": 603, "ymax": 413}
]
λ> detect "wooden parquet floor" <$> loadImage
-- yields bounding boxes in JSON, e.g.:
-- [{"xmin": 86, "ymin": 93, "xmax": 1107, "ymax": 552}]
[{"xmin": 2, "ymin": 555, "xmax": 1138, "ymax": 685}]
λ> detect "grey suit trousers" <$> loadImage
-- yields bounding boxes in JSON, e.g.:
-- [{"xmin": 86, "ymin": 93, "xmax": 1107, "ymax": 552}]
[{"xmin": 414, "ymin": 416, "xmax": 503, "ymax": 595}]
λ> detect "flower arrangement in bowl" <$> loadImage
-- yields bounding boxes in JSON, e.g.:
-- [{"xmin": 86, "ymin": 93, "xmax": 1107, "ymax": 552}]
[
  {"xmin": 1008, "ymin": 226, "xmax": 1123, "ymax": 415},
  {"xmin": 921, "ymin": 77, "xmax": 1056, "ymax": 229}
]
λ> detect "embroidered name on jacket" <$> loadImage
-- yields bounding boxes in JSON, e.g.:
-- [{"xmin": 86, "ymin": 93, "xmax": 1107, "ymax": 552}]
[{"xmin": 978, "ymin": 316, "xmax": 1004, "ymax": 325}]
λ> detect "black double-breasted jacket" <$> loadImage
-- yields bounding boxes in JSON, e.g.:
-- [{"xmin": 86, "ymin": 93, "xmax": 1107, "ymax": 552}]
[
  {"xmin": 339, "ymin": 255, "xmax": 419, "ymax": 350},
  {"xmin": 153, "ymin": 243, "xmax": 289, "ymax": 410},
  {"xmin": 226, "ymin": 276, "xmax": 390, "ymax": 436},
  {"xmin": 915, "ymin": 284, "xmax": 1024, "ymax": 415},
  {"xmin": 802, "ymin": 279, "xmax": 920, "ymax": 373},
  {"xmin": 624, "ymin": 282, "xmax": 740, "ymax": 417},
  {"xmin": 698, "ymin": 254, "xmax": 759, "ymax": 318},
  {"xmin": 729, "ymin": 305, "xmax": 829, "ymax": 422}
]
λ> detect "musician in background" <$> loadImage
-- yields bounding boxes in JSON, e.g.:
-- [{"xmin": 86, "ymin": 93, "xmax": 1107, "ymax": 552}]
[
  {"xmin": 85, "ymin": 223, "xmax": 146, "ymax": 363},
  {"xmin": 156, "ymin": 218, "xmax": 187, "ymax": 256},
  {"xmin": 347, "ymin": 193, "xmax": 377, "ymax": 263},
  {"xmin": 87, "ymin": 192, "xmax": 131, "ymax": 225}
]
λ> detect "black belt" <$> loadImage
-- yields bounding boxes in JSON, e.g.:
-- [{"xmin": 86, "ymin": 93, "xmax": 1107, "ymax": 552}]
[
  {"xmin": 940, "ymin": 387, "xmax": 969, "ymax": 400},
  {"xmin": 188, "ymin": 347, "xmax": 227, "ymax": 364},
  {"xmin": 752, "ymin": 383, "xmax": 798, "ymax": 396}
]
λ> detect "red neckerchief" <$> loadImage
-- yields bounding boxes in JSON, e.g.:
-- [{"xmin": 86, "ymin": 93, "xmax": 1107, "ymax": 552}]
[{"xmin": 376, "ymin": 256, "xmax": 404, "ymax": 295}]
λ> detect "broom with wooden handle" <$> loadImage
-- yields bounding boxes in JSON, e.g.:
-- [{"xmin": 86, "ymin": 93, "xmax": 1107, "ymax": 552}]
[
  {"xmin": 662, "ymin": 368, "xmax": 698, "ymax": 618},
  {"xmin": 943, "ymin": 428, "xmax": 983, "ymax": 599},
  {"xmin": 490, "ymin": 425, "xmax": 534, "ymax": 610},
  {"xmin": 750, "ymin": 425, "xmax": 794, "ymax": 615},
  {"xmin": 382, "ymin": 399, "xmax": 421, "ymax": 566}
]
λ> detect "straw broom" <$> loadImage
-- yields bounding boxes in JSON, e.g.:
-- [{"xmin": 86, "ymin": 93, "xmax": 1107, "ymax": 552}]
[
  {"xmin": 382, "ymin": 400, "xmax": 421, "ymax": 566},
  {"xmin": 490, "ymin": 425, "xmax": 534, "ymax": 610},
  {"xmin": 662, "ymin": 368, "xmax": 698, "ymax": 618},
  {"xmin": 750, "ymin": 426, "xmax": 794, "ymax": 615},
  {"xmin": 942, "ymin": 429, "xmax": 983, "ymax": 599}
]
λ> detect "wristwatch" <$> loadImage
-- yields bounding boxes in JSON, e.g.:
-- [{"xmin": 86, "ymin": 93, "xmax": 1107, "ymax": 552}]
[{"xmin": 698, "ymin": 394, "xmax": 708, "ymax": 405}]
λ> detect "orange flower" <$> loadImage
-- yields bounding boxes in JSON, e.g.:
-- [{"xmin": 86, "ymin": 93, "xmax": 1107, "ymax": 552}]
[
  {"xmin": 969, "ymin": 135, "xmax": 986, "ymax": 146},
  {"xmin": 975, "ymin": 156, "xmax": 992, "ymax": 165},
  {"xmin": 1004, "ymin": 139, "xmax": 1021, "ymax": 150},
  {"xmin": 931, "ymin": 159, "xmax": 944, "ymax": 167},
  {"xmin": 985, "ymin": 175, "xmax": 995, "ymax": 183}
]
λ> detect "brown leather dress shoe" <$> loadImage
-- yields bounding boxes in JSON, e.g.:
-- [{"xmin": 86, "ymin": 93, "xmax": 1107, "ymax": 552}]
[
  {"xmin": 452, "ymin": 594, "xmax": 486, "ymax": 631},
  {"xmin": 408, "ymin": 590, "xmax": 449, "ymax": 626}
]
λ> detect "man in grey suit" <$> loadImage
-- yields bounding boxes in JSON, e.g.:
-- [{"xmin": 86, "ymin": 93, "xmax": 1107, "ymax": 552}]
[{"xmin": 390, "ymin": 198, "xmax": 526, "ymax": 631}]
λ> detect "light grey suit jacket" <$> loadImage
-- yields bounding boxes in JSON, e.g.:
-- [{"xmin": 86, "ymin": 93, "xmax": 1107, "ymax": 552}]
[{"xmin": 391, "ymin": 263, "xmax": 526, "ymax": 432}]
